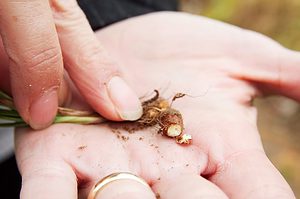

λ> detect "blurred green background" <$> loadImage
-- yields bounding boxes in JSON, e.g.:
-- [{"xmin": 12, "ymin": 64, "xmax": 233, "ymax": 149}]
[{"xmin": 180, "ymin": 0, "xmax": 300, "ymax": 197}]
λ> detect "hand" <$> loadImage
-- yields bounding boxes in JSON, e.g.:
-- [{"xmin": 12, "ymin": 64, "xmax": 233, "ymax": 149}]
[
  {"xmin": 14, "ymin": 12, "xmax": 299, "ymax": 198},
  {"xmin": 0, "ymin": 0, "xmax": 142, "ymax": 130}
]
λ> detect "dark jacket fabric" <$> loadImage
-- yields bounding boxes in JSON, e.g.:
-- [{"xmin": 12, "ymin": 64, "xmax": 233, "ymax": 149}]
[{"xmin": 78, "ymin": 0, "xmax": 178, "ymax": 30}]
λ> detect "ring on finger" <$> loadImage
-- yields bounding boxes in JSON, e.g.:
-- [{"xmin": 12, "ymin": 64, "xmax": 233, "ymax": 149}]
[{"xmin": 87, "ymin": 172, "xmax": 150, "ymax": 199}]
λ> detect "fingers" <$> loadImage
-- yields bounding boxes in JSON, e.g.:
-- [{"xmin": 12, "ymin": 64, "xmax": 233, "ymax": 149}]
[
  {"xmin": 257, "ymin": 49, "xmax": 300, "ymax": 100},
  {"xmin": 152, "ymin": 174, "xmax": 228, "ymax": 199},
  {"xmin": 230, "ymin": 31, "xmax": 300, "ymax": 101},
  {"xmin": 0, "ymin": 0, "xmax": 63, "ymax": 129},
  {"xmin": 90, "ymin": 179, "xmax": 156, "ymax": 199},
  {"xmin": 19, "ymin": 159, "xmax": 77, "ymax": 199},
  {"xmin": 51, "ymin": 0, "xmax": 142, "ymax": 121},
  {"xmin": 209, "ymin": 150, "xmax": 295, "ymax": 199}
]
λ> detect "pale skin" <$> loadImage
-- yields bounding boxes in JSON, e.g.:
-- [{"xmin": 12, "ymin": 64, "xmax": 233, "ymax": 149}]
[
  {"xmin": 1, "ymin": 12, "xmax": 299, "ymax": 198},
  {"xmin": 0, "ymin": 0, "xmax": 142, "ymax": 130}
]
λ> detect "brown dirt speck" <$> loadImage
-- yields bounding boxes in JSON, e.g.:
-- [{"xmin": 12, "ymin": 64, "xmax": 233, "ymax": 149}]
[
  {"xmin": 156, "ymin": 193, "xmax": 161, "ymax": 199},
  {"xmin": 78, "ymin": 145, "xmax": 87, "ymax": 150},
  {"xmin": 121, "ymin": 135, "xmax": 129, "ymax": 141}
]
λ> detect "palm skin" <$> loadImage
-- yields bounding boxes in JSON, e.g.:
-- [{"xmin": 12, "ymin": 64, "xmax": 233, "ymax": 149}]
[{"xmin": 10, "ymin": 12, "xmax": 300, "ymax": 198}]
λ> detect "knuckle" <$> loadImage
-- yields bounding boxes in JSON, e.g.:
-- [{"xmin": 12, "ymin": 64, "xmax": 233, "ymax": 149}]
[
  {"xmin": 78, "ymin": 43, "xmax": 105, "ymax": 66},
  {"xmin": 51, "ymin": 0, "xmax": 85, "ymax": 24},
  {"xmin": 22, "ymin": 46, "xmax": 62, "ymax": 73},
  {"xmin": 51, "ymin": 0, "xmax": 78, "ymax": 12},
  {"xmin": 8, "ymin": 46, "xmax": 63, "ymax": 97},
  {"xmin": 21, "ymin": 161, "xmax": 74, "ymax": 185},
  {"xmin": 25, "ymin": 165, "xmax": 65, "ymax": 179},
  {"xmin": 77, "ymin": 43, "xmax": 119, "ymax": 76}
]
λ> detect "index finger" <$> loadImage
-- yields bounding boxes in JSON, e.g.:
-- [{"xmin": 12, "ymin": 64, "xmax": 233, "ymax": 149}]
[{"xmin": 0, "ymin": 0, "xmax": 63, "ymax": 129}]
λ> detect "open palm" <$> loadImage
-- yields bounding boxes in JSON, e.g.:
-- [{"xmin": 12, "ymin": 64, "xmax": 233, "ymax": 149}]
[{"xmin": 13, "ymin": 12, "xmax": 299, "ymax": 199}]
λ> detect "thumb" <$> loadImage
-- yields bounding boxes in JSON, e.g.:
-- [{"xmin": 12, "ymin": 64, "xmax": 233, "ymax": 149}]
[
  {"xmin": 258, "ymin": 49, "xmax": 300, "ymax": 100},
  {"xmin": 229, "ymin": 30, "xmax": 300, "ymax": 101},
  {"xmin": 51, "ymin": 0, "xmax": 142, "ymax": 121}
]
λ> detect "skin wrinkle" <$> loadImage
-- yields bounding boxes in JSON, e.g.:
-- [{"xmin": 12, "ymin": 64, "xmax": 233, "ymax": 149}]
[
  {"xmin": 52, "ymin": 4, "xmax": 87, "ymax": 31},
  {"xmin": 227, "ymin": 72, "xmax": 264, "ymax": 103},
  {"xmin": 193, "ymin": 145, "xmax": 210, "ymax": 175},
  {"xmin": 24, "ymin": 46, "xmax": 61, "ymax": 71},
  {"xmin": 173, "ymin": 146, "xmax": 209, "ymax": 178},
  {"xmin": 70, "ymin": 158, "xmax": 91, "ymax": 190},
  {"xmin": 126, "ymin": 141, "xmax": 145, "ymax": 181},
  {"xmin": 74, "ymin": 44, "xmax": 112, "ymax": 71},
  {"xmin": 66, "ymin": 149, "xmax": 97, "ymax": 186},
  {"xmin": 16, "ymin": 131, "xmax": 68, "ymax": 172},
  {"xmin": 15, "ymin": 151, "xmax": 35, "ymax": 175},
  {"xmin": 3, "ymin": 34, "xmax": 58, "ymax": 66},
  {"xmin": 210, "ymin": 149, "xmax": 267, "ymax": 185},
  {"xmin": 14, "ymin": 130, "xmax": 47, "ymax": 173},
  {"xmin": 21, "ymin": 163, "xmax": 75, "ymax": 185},
  {"xmin": 62, "ymin": 32, "xmax": 120, "ymax": 87},
  {"xmin": 8, "ymin": 54, "xmax": 61, "ymax": 91},
  {"xmin": 63, "ymin": 143, "xmax": 96, "ymax": 189},
  {"xmin": 201, "ymin": 152, "xmax": 218, "ymax": 178}
]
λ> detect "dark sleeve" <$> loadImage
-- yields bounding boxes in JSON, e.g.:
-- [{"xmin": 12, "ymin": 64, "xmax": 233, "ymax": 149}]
[{"xmin": 77, "ymin": 0, "xmax": 178, "ymax": 31}]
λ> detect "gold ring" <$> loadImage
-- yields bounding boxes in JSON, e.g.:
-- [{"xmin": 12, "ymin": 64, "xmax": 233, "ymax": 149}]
[{"xmin": 87, "ymin": 172, "xmax": 149, "ymax": 199}]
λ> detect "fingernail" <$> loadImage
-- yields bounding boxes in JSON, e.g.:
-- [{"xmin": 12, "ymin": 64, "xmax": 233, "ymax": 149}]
[
  {"xmin": 29, "ymin": 90, "xmax": 58, "ymax": 130},
  {"xmin": 107, "ymin": 76, "xmax": 143, "ymax": 121}
]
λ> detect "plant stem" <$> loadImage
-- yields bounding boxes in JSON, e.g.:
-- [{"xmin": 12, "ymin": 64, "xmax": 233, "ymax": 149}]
[{"xmin": 0, "ymin": 90, "xmax": 107, "ymax": 128}]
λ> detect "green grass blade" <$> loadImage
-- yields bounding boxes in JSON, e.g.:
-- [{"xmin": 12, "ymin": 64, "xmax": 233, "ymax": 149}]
[
  {"xmin": 0, "ymin": 109, "xmax": 20, "ymax": 117},
  {"xmin": 0, "ymin": 91, "xmax": 12, "ymax": 100},
  {"xmin": 0, "ymin": 115, "xmax": 24, "ymax": 122},
  {"xmin": 0, "ymin": 122, "xmax": 27, "ymax": 127}
]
